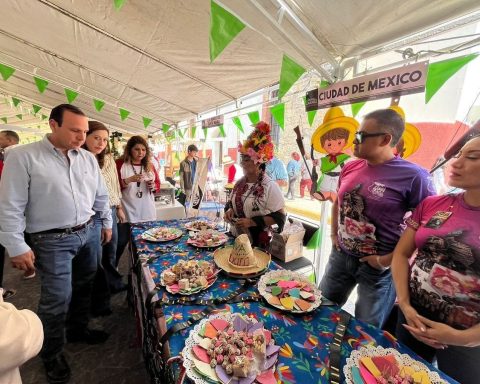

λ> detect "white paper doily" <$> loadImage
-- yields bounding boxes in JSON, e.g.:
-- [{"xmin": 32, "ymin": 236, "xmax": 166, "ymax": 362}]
[
  {"xmin": 343, "ymin": 346, "xmax": 447, "ymax": 384},
  {"xmin": 182, "ymin": 312, "xmax": 277, "ymax": 384},
  {"xmin": 258, "ymin": 270, "xmax": 322, "ymax": 313}
]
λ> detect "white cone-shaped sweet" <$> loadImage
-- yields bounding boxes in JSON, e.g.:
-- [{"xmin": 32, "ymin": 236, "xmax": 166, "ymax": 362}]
[{"xmin": 228, "ymin": 234, "xmax": 256, "ymax": 269}]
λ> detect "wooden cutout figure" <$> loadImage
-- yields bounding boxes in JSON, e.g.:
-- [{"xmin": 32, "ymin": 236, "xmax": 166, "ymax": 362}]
[
  {"xmin": 389, "ymin": 106, "xmax": 422, "ymax": 159},
  {"xmin": 311, "ymin": 107, "xmax": 359, "ymax": 202}
]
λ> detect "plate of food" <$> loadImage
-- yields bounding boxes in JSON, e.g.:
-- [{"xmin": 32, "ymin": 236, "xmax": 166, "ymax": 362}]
[
  {"xmin": 185, "ymin": 220, "xmax": 217, "ymax": 232},
  {"xmin": 160, "ymin": 260, "xmax": 218, "ymax": 295},
  {"xmin": 344, "ymin": 346, "xmax": 447, "ymax": 384},
  {"xmin": 141, "ymin": 227, "xmax": 183, "ymax": 242},
  {"xmin": 187, "ymin": 230, "xmax": 229, "ymax": 248},
  {"xmin": 183, "ymin": 312, "xmax": 279, "ymax": 384},
  {"xmin": 258, "ymin": 270, "xmax": 322, "ymax": 313}
]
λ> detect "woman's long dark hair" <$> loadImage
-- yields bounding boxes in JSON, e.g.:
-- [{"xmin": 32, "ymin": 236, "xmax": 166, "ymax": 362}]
[
  {"xmin": 122, "ymin": 135, "xmax": 152, "ymax": 172},
  {"xmin": 82, "ymin": 121, "xmax": 110, "ymax": 169}
]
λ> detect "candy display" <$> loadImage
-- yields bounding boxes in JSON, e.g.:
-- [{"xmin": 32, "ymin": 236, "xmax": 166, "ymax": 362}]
[
  {"xmin": 187, "ymin": 229, "xmax": 229, "ymax": 248},
  {"xmin": 141, "ymin": 227, "xmax": 183, "ymax": 242},
  {"xmin": 185, "ymin": 220, "xmax": 217, "ymax": 232},
  {"xmin": 344, "ymin": 347, "xmax": 447, "ymax": 384},
  {"xmin": 183, "ymin": 313, "xmax": 279, "ymax": 384},
  {"xmin": 258, "ymin": 270, "xmax": 322, "ymax": 313},
  {"xmin": 160, "ymin": 260, "xmax": 218, "ymax": 295}
]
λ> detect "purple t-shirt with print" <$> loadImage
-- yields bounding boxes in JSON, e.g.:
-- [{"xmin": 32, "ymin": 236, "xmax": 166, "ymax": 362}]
[
  {"xmin": 406, "ymin": 193, "xmax": 480, "ymax": 329},
  {"xmin": 337, "ymin": 157, "xmax": 434, "ymax": 258}
]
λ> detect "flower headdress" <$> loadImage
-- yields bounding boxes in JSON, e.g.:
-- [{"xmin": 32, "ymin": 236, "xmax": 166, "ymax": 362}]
[{"xmin": 237, "ymin": 121, "xmax": 274, "ymax": 164}]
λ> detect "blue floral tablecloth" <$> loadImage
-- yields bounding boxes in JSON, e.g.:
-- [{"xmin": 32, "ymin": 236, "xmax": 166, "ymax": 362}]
[{"xmin": 131, "ymin": 219, "xmax": 455, "ymax": 383}]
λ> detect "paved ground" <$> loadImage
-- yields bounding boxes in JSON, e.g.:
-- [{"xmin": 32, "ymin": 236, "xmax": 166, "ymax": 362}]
[{"xmin": 2, "ymin": 254, "xmax": 149, "ymax": 384}]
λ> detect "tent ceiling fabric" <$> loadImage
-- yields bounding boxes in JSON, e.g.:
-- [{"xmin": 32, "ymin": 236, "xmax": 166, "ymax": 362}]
[{"xmin": 0, "ymin": 0, "xmax": 479, "ymax": 134}]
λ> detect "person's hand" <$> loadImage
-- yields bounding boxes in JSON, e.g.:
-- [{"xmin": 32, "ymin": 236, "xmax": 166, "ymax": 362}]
[
  {"xmin": 11, "ymin": 250, "xmax": 35, "ymax": 272},
  {"xmin": 235, "ymin": 218, "xmax": 255, "ymax": 230},
  {"xmin": 101, "ymin": 228, "xmax": 112, "ymax": 245},
  {"xmin": 126, "ymin": 174, "xmax": 142, "ymax": 184},
  {"xmin": 224, "ymin": 208, "xmax": 235, "ymax": 223},
  {"xmin": 147, "ymin": 180, "xmax": 155, "ymax": 192},
  {"xmin": 116, "ymin": 207, "xmax": 126, "ymax": 223},
  {"xmin": 360, "ymin": 254, "xmax": 386, "ymax": 270},
  {"xmin": 404, "ymin": 315, "xmax": 465, "ymax": 347},
  {"xmin": 399, "ymin": 304, "xmax": 429, "ymax": 334}
]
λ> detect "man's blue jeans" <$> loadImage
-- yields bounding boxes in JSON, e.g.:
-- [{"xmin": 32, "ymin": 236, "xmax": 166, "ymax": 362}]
[
  {"xmin": 29, "ymin": 222, "xmax": 98, "ymax": 361},
  {"xmin": 319, "ymin": 247, "xmax": 396, "ymax": 328}
]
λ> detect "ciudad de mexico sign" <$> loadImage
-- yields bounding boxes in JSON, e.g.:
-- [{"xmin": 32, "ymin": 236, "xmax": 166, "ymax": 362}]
[{"xmin": 306, "ymin": 61, "xmax": 428, "ymax": 111}]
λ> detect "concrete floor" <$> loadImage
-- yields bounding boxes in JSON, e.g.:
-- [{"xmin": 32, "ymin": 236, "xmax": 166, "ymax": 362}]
[{"xmin": 2, "ymin": 254, "xmax": 149, "ymax": 384}]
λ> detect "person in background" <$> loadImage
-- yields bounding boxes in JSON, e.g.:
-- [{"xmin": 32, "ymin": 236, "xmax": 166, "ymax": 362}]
[
  {"xmin": 265, "ymin": 156, "xmax": 288, "ymax": 187},
  {"xmin": 115, "ymin": 136, "xmax": 160, "ymax": 266},
  {"xmin": 179, "ymin": 144, "xmax": 198, "ymax": 199},
  {"xmin": 0, "ymin": 288, "xmax": 44, "ymax": 383},
  {"xmin": 319, "ymin": 109, "xmax": 435, "ymax": 328},
  {"xmin": 0, "ymin": 129, "xmax": 20, "ymax": 299},
  {"xmin": 82, "ymin": 121, "xmax": 127, "ymax": 318},
  {"xmin": 224, "ymin": 122, "xmax": 286, "ymax": 248},
  {"xmin": 285, "ymin": 152, "xmax": 301, "ymax": 200},
  {"xmin": 0, "ymin": 104, "xmax": 112, "ymax": 384},
  {"xmin": 299, "ymin": 153, "xmax": 313, "ymax": 199},
  {"xmin": 392, "ymin": 135, "xmax": 480, "ymax": 384},
  {"xmin": 224, "ymin": 156, "xmax": 243, "ymax": 184}
]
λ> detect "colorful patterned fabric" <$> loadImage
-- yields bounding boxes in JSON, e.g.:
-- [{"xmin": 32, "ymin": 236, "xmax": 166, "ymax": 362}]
[{"xmin": 131, "ymin": 219, "xmax": 455, "ymax": 383}]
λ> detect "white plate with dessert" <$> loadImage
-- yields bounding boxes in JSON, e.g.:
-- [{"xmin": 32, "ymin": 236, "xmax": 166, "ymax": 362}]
[
  {"xmin": 141, "ymin": 227, "xmax": 183, "ymax": 242},
  {"xmin": 184, "ymin": 220, "xmax": 217, "ymax": 232},
  {"xmin": 183, "ymin": 312, "xmax": 279, "ymax": 384},
  {"xmin": 187, "ymin": 229, "xmax": 229, "ymax": 248},
  {"xmin": 160, "ymin": 260, "xmax": 218, "ymax": 295}
]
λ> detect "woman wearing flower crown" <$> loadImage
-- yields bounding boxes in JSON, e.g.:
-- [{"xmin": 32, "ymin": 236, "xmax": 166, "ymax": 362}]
[{"xmin": 224, "ymin": 122, "xmax": 286, "ymax": 248}]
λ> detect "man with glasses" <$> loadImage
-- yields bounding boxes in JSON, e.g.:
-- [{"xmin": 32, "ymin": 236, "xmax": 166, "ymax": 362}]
[{"xmin": 319, "ymin": 108, "xmax": 435, "ymax": 328}]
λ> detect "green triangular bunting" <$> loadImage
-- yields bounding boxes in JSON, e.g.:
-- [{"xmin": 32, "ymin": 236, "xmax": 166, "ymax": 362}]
[
  {"xmin": 113, "ymin": 0, "xmax": 126, "ymax": 10},
  {"xmin": 0, "ymin": 117, "xmax": 7, "ymax": 124},
  {"xmin": 232, "ymin": 116, "xmax": 244, "ymax": 133},
  {"xmin": 303, "ymin": 96, "xmax": 317, "ymax": 127},
  {"xmin": 191, "ymin": 126, "xmax": 197, "ymax": 138},
  {"xmin": 351, "ymin": 102, "xmax": 366, "ymax": 117},
  {"xmin": 93, "ymin": 99, "xmax": 105, "ymax": 112},
  {"xmin": 34, "ymin": 77, "xmax": 49, "ymax": 93},
  {"xmin": 16, "ymin": 114, "xmax": 23, "ymax": 120},
  {"xmin": 203, "ymin": 127, "xmax": 208, "ymax": 139},
  {"xmin": 247, "ymin": 111, "xmax": 260, "ymax": 125},
  {"xmin": 162, "ymin": 123, "xmax": 170, "ymax": 134},
  {"xmin": 12, "ymin": 97, "xmax": 21, "ymax": 107},
  {"xmin": 41, "ymin": 114, "xmax": 48, "ymax": 121},
  {"xmin": 142, "ymin": 117, "xmax": 152, "ymax": 128},
  {"xmin": 65, "ymin": 88, "xmax": 79, "ymax": 104},
  {"xmin": 0, "ymin": 64, "xmax": 15, "ymax": 81},
  {"xmin": 175, "ymin": 151, "xmax": 181, "ymax": 162},
  {"xmin": 119, "ymin": 108, "xmax": 130, "ymax": 121},
  {"xmin": 270, "ymin": 103, "xmax": 285, "ymax": 130},
  {"xmin": 218, "ymin": 124, "xmax": 226, "ymax": 137},
  {"xmin": 425, "ymin": 54, "xmax": 478, "ymax": 103},
  {"xmin": 306, "ymin": 228, "xmax": 323, "ymax": 250},
  {"xmin": 320, "ymin": 80, "xmax": 331, "ymax": 89},
  {"xmin": 32, "ymin": 104, "xmax": 42, "ymax": 115},
  {"xmin": 278, "ymin": 54, "xmax": 306, "ymax": 99},
  {"xmin": 209, "ymin": 0, "xmax": 246, "ymax": 62},
  {"xmin": 178, "ymin": 128, "xmax": 185, "ymax": 139}
]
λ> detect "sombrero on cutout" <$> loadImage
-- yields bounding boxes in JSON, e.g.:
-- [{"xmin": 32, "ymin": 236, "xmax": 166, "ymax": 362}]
[
  {"xmin": 389, "ymin": 106, "xmax": 422, "ymax": 158},
  {"xmin": 311, "ymin": 107, "xmax": 359, "ymax": 154}
]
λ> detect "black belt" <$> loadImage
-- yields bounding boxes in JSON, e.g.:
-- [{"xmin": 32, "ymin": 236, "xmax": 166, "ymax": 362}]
[
  {"xmin": 325, "ymin": 171, "xmax": 340, "ymax": 177},
  {"xmin": 31, "ymin": 218, "xmax": 94, "ymax": 235},
  {"xmin": 329, "ymin": 311, "xmax": 351, "ymax": 384}
]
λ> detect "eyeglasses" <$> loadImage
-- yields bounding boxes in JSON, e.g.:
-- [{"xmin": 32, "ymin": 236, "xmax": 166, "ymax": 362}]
[{"xmin": 354, "ymin": 131, "xmax": 388, "ymax": 144}]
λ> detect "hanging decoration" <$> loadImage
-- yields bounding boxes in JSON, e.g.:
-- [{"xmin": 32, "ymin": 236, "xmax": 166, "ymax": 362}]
[
  {"xmin": 247, "ymin": 111, "xmax": 260, "ymax": 125},
  {"xmin": 93, "ymin": 99, "xmax": 105, "ymax": 112},
  {"xmin": 232, "ymin": 116, "xmax": 244, "ymax": 133},
  {"xmin": 142, "ymin": 117, "xmax": 152, "ymax": 128},
  {"xmin": 162, "ymin": 123, "xmax": 170, "ymax": 135},
  {"xmin": 209, "ymin": 0, "xmax": 246, "ymax": 62},
  {"xmin": 113, "ymin": 0, "xmax": 126, "ymax": 11},
  {"xmin": 33, "ymin": 76, "xmax": 49, "ymax": 93},
  {"xmin": 425, "ymin": 53, "xmax": 478, "ymax": 103},
  {"xmin": 320, "ymin": 80, "xmax": 330, "ymax": 89},
  {"xmin": 0, "ymin": 64, "xmax": 15, "ymax": 81},
  {"xmin": 0, "ymin": 117, "xmax": 7, "ymax": 124},
  {"xmin": 270, "ymin": 103, "xmax": 285, "ymax": 130},
  {"xmin": 119, "ymin": 108, "xmax": 130, "ymax": 121},
  {"xmin": 178, "ymin": 128, "xmax": 185, "ymax": 139},
  {"xmin": 65, "ymin": 88, "xmax": 79, "ymax": 104},
  {"xmin": 12, "ymin": 97, "xmax": 21, "ymax": 107},
  {"xmin": 41, "ymin": 114, "xmax": 48, "ymax": 121},
  {"xmin": 191, "ymin": 125, "xmax": 197, "ymax": 138},
  {"xmin": 16, "ymin": 114, "xmax": 23, "ymax": 120},
  {"xmin": 202, "ymin": 127, "xmax": 208, "ymax": 139},
  {"xmin": 351, "ymin": 102, "xmax": 366, "ymax": 117},
  {"xmin": 175, "ymin": 151, "xmax": 181, "ymax": 162},
  {"xmin": 32, "ymin": 104, "xmax": 42, "ymax": 115},
  {"xmin": 218, "ymin": 124, "xmax": 226, "ymax": 137},
  {"xmin": 306, "ymin": 228, "xmax": 323, "ymax": 250},
  {"xmin": 302, "ymin": 96, "xmax": 317, "ymax": 127},
  {"xmin": 278, "ymin": 54, "xmax": 306, "ymax": 99}
]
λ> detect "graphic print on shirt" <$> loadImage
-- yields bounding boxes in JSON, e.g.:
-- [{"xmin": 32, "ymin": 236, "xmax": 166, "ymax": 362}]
[
  {"xmin": 410, "ymin": 230, "xmax": 480, "ymax": 329},
  {"xmin": 339, "ymin": 184, "xmax": 378, "ymax": 256}
]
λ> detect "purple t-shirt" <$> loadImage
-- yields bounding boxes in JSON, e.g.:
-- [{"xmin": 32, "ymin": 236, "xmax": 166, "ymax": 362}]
[
  {"xmin": 337, "ymin": 158, "xmax": 434, "ymax": 257},
  {"xmin": 406, "ymin": 194, "xmax": 480, "ymax": 329}
]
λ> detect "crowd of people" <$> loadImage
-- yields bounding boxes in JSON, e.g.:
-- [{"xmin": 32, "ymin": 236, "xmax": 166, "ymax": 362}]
[{"xmin": 0, "ymin": 103, "xmax": 479, "ymax": 384}]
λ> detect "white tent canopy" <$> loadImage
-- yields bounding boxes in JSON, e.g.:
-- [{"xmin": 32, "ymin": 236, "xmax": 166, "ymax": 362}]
[{"xmin": 0, "ymin": 0, "xmax": 479, "ymax": 135}]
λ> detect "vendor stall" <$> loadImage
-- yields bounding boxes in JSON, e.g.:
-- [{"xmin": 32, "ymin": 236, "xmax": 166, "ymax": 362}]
[{"xmin": 130, "ymin": 218, "xmax": 456, "ymax": 384}]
